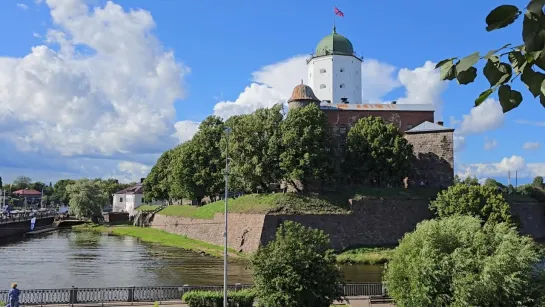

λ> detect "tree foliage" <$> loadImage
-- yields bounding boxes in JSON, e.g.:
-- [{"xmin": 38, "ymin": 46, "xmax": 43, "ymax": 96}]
[
  {"xmin": 533, "ymin": 175, "xmax": 544, "ymax": 188},
  {"xmin": 437, "ymin": 1, "xmax": 545, "ymax": 112},
  {"xmin": 144, "ymin": 149, "xmax": 174, "ymax": 203},
  {"xmin": 344, "ymin": 116, "xmax": 413, "ymax": 186},
  {"xmin": 51, "ymin": 179, "xmax": 75, "ymax": 205},
  {"xmin": 384, "ymin": 215, "xmax": 545, "ymax": 307},
  {"xmin": 251, "ymin": 221, "xmax": 344, "ymax": 307},
  {"xmin": 12, "ymin": 176, "xmax": 32, "ymax": 190},
  {"xmin": 66, "ymin": 179, "xmax": 109, "ymax": 219},
  {"xmin": 223, "ymin": 105, "xmax": 284, "ymax": 193},
  {"xmin": 279, "ymin": 104, "xmax": 336, "ymax": 192},
  {"xmin": 430, "ymin": 182, "xmax": 512, "ymax": 225}
]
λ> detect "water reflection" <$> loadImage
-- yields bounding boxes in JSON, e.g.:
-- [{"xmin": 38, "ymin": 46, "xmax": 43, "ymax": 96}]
[{"xmin": 0, "ymin": 230, "xmax": 382, "ymax": 289}]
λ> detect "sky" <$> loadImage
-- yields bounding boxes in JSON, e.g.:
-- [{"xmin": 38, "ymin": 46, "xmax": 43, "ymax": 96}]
[{"xmin": 0, "ymin": 0, "xmax": 543, "ymax": 185}]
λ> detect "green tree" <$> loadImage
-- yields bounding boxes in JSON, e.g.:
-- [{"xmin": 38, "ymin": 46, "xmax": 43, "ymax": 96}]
[
  {"xmin": 170, "ymin": 116, "xmax": 226, "ymax": 204},
  {"xmin": 384, "ymin": 215, "xmax": 545, "ymax": 307},
  {"xmin": 252, "ymin": 221, "xmax": 344, "ymax": 307},
  {"xmin": 66, "ymin": 179, "xmax": 109, "ymax": 219},
  {"xmin": 144, "ymin": 149, "xmax": 174, "ymax": 203},
  {"xmin": 483, "ymin": 178, "xmax": 506, "ymax": 190},
  {"xmin": 223, "ymin": 105, "xmax": 284, "ymax": 193},
  {"xmin": 12, "ymin": 176, "xmax": 31, "ymax": 190},
  {"xmin": 280, "ymin": 104, "xmax": 336, "ymax": 192},
  {"xmin": 0, "ymin": 176, "xmax": 3, "ymax": 188},
  {"xmin": 430, "ymin": 183, "xmax": 512, "ymax": 225},
  {"xmin": 533, "ymin": 175, "xmax": 544, "ymax": 188},
  {"xmin": 344, "ymin": 116, "xmax": 413, "ymax": 186},
  {"xmin": 436, "ymin": 1, "xmax": 545, "ymax": 112},
  {"xmin": 51, "ymin": 179, "xmax": 75, "ymax": 205}
]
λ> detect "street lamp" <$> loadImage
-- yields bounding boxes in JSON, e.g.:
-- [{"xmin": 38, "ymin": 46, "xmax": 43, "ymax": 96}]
[{"xmin": 223, "ymin": 126, "xmax": 231, "ymax": 307}]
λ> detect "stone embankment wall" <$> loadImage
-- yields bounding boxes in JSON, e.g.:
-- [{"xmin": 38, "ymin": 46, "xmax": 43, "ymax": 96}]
[
  {"xmin": 150, "ymin": 197, "xmax": 433, "ymax": 252},
  {"xmin": 510, "ymin": 199, "xmax": 545, "ymax": 239}
]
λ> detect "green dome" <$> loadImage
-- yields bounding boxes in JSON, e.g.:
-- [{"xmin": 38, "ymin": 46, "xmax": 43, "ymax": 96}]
[{"xmin": 314, "ymin": 27, "xmax": 354, "ymax": 57}]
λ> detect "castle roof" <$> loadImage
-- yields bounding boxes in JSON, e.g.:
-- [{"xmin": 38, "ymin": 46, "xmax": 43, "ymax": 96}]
[
  {"xmin": 319, "ymin": 103, "xmax": 435, "ymax": 112},
  {"xmin": 288, "ymin": 82, "xmax": 321, "ymax": 103},
  {"xmin": 405, "ymin": 121, "xmax": 454, "ymax": 133},
  {"xmin": 314, "ymin": 27, "xmax": 354, "ymax": 57}
]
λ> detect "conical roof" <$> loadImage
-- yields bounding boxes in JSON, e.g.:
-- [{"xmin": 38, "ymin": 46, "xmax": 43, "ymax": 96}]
[
  {"xmin": 288, "ymin": 82, "xmax": 320, "ymax": 103},
  {"xmin": 314, "ymin": 26, "xmax": 354, "ymax": 57}
]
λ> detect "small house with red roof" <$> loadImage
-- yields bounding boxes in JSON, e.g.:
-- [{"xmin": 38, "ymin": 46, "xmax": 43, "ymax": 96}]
[{"xmin": 13, "ymin": 189, "xmax": 42, "ymax": 199}]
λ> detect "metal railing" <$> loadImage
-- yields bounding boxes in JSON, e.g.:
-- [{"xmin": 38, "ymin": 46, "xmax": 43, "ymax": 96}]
[
  {"xmin": 0, "ymin": 283, "xmax": 385, "ymax": 305},
  {"xmin": 0, "ymin": 212, "xmax": 57, "ymax": 224}
]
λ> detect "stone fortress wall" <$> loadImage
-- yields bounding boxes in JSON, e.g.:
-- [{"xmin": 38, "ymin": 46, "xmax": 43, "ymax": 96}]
[{"xmin": 150, "ymin": 197, "xmax": 545, "ymax": 253}]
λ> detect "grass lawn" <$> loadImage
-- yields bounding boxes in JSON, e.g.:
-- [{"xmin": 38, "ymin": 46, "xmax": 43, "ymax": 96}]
[
  {"xmin": 159, "ymin": 193, "xmax": 352, "ymax": 219},
  {"xmin": 135, "ymin": 204, "xmax": 161, "ymax": 211},
  {"xmin": 73, "ymin": 224, "xmax": 243, "ymax": 259},
  {"xmin": 337, "ymin": 247, "xmax": 395, "ymax": 265},
  {"xmin": 157, "ymin": 187, "xmax": 441, "ymax": 220}
]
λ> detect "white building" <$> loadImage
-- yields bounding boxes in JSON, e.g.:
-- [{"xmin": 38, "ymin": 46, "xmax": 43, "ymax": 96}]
[
  {"xmin": 307, "ymin": 26, "xmax": 362, "ymax": 105},
  {"xmin": 112, "ymin": 184, "xmax": 144, "ymax": 216}
]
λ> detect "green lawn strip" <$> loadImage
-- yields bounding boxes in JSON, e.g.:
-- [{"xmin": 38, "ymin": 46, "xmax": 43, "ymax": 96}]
[
  {"xmin": 135, "ymin": 205, "xmax": 161, "ymax": 211},
  {"xmin": 336, "ymin": 247, "xmax": 394, "ymax": 265},
  {"xmin": 73, "ymin": 224, "xmax": 244, "ymax": 259},
  {"xmin": 158, "ymin": 193, "xmax": 351, "ymax": 219}
]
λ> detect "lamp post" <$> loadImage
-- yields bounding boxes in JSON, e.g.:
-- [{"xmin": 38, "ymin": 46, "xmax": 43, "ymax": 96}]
[{"xmin": 223, "ymin": 127, "xmax": 231, "ymax": 307}]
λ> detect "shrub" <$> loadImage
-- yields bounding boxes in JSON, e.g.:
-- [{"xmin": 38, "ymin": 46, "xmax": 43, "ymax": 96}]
[
  {"xmin": 384, "ymin": 215, "xmax": 545, "ymax": 307},
  {"xmin": 182, "ymin": 289, "xmax": 255, "ymax": 307},
  {"xmin": 252, "ymin": 221, "xmax": 344, "ymax": 307}
]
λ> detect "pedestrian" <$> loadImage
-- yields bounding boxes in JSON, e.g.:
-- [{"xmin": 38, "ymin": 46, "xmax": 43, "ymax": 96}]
[{"xmin": 8, "ymin": 283, "xmax": 20, "ymax": 307}]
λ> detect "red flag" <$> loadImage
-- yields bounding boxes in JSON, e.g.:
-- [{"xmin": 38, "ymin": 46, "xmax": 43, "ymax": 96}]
[{"xmin": 334, "ymin": 7, "xmax": 344, "ymax": 17}]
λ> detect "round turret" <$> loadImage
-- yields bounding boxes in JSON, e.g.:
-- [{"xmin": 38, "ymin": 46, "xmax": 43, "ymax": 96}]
[{"xmin": 288, "ymin": 82, "xmax": 321, "ymax": 110}]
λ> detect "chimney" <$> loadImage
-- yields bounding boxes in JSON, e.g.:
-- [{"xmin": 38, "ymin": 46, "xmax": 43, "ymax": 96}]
[
  {"xmin": 140, "ymin": 178, "xmax": 145, "ymax": 184},
  {"xmin": 437, "ymin": 121, "xmax": 444, "ymax": 126}
]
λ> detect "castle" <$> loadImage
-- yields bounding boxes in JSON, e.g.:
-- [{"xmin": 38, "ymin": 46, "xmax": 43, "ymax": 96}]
[{"xmin": 286, "ymin": 27, "xmax": 454, "ymax": 187}]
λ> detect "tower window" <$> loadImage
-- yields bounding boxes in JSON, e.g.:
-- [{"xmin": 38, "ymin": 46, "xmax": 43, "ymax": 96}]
[
  {"xmin": 320, "ymin": 84, "xmax": 326, "ymax": 89},
  {"xmin": 320, "ymin": 68, "xmax": 326, "ymax": 73},
  {"xmin": 340, "ymin": 84, "xmax": 345, "ymax": 88},
  {"xmin": 340, "ymin": 68, "xmax": 344, "ymax": 72},
  {"xmin": 339, "ymin": 125, "xmax": 347, "ymax": 134}
]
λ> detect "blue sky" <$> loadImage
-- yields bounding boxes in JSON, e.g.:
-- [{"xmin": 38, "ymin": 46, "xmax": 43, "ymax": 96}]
[{"xmin": 0, "ymin": 0, "xmax": 543, "ymax": 185}]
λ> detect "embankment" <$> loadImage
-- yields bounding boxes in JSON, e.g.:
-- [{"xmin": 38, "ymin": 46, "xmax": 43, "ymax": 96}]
[
  {"xmin": 150, "ymin": 197, "xmax": 545, "ymax": 253},
  {"xmin": 0, "ymin": 217, "xmax": 55, "ymax": 241},
  {"xmin": 151, "ymin": 197, "xmax": 433, "ymax": 252}
]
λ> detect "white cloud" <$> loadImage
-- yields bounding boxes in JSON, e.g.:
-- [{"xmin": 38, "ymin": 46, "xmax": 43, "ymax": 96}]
[
  {"xmin": 361, "ymin": 59, "xmax": 400, "ymax": 102},
  {"xmin": 0, "ymin": 0, "xmax": 190, "ymax": 183},
  {"xmin": 457, "ymin": 98, "xmax": 504, "ymax": 135},
  {"xmin": 396, "ymin": 61, "xmax": 447, "ymax": 117},
  {"xmin": 454, "ymin": 134, "xmax": 466, "ymax": 152},
  {"xmin": 0, "ymin": 0, "xmax": 188, "ymax": 157},
  {"xmin": 484, "ymin": 138, "xmax": 498, "ymax": 150},
  {"xmin": 17, "ymin": 3, "xmax": 29, "ymax": 10},
  {"xmin": 173, "ymin": 120, "xmax": 200, "ymax": 144},
  {"xmin": 523, "ymin": 142, "xmax": 541, "ymax": 150},
  {"xmin": 457, "ymin": 155, "xmax": 545, "ymax": 179}
]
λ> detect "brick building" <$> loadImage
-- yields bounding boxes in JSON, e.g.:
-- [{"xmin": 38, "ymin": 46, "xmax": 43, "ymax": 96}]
[{"xmin": 286, "ymin": 26, "xmax": 454, "ymax": 187}]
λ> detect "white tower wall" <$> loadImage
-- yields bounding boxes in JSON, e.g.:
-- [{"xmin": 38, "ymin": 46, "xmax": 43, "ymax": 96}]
[{"xmin": 308, "ymin": 55, "xmax": 362, "ymax": 104}]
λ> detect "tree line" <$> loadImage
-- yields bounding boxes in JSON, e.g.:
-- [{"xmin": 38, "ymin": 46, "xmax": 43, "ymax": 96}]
[{"xmin": 144, "ymin": 104, "xmax": 414, "ymax": 204}]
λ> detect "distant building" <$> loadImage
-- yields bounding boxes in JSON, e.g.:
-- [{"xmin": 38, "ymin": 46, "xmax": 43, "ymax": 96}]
[{"xmin": 112, "ymin": 184, "xmax": 144, "ymax": 216}]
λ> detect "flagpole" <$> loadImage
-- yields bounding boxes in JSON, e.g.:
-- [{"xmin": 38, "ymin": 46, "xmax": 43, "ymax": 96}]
[{"xmin": 333, "ymin": 6, "xmax": 336, "ymax": 29}]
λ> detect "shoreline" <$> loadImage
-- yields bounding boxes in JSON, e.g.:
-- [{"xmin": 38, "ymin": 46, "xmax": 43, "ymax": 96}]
[{"xmin": 73, "ymin": 224, "xmax": 393, "ymax": 265}]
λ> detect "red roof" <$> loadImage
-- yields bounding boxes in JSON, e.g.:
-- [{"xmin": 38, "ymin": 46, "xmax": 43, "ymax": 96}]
[
  {"xmin": 13, "ymin": 189, "xmax": 42, "ymax": 196},
  {"xmin": 114, "ymin": 184, "xmax": 143, "ymax": 195}
]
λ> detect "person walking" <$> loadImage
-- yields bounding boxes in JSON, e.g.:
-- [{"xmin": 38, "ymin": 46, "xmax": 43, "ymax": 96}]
[{"xmin": 8, "ymin": 283, "xmax": 20, "ymax": 307}]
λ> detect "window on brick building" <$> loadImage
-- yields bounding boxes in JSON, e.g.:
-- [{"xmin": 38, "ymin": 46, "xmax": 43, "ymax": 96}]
[
  {"xmin": 339, "ymin": 125, "xmax": 347, "ymax": 134},
  {"xmin": 407, "ymin": 124, "xmax": 413, "ymax": 130}
]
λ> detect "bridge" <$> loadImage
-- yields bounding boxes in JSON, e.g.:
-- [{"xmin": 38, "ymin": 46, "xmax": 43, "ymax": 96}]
[{"xmin": 0, "ymin": 211, "xmax": 59, "ymax": 240}]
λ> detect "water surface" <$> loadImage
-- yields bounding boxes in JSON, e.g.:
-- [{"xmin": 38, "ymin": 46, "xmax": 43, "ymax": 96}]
[{"xmin": 0, "ymin": 230, "xmax": 382, "ymax": 289}]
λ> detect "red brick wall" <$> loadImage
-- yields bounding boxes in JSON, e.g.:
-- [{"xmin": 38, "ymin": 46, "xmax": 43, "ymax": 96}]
[{"xmin": 323, "ymin": 109, "xmax": 434, "ymax": 132}]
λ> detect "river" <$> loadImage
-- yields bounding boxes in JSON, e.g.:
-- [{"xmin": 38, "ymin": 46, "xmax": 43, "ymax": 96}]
[{"xmin": 0, "ymin": 230, "xmax": 383, "ymax": 289}]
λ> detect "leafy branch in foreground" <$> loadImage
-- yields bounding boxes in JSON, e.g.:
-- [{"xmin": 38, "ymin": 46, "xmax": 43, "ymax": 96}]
[{"xmin": 436, "ymin": 1, "xmax": 545, "ymax": 113}]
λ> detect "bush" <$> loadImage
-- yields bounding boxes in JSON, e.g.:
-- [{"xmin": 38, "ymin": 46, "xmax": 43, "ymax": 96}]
[
  {"xmin": 430, "ymin": 183, "xmax": 512, "ymax": 225},
  {"xmin": 252, "ymin": 221, "xmax": 344, "ymax": 307},
  {"xmin": 384, "ymin": 215, "xmax": 545, "ymax": 307},
  {"xmin": 182, "ymin": 289, "xmax": 255, "ymax": 307}
]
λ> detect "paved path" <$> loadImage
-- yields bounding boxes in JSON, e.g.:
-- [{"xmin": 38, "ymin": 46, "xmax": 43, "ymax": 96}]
[{"xmin": 24, "ymin": 297, "xmax": 395, "ymax": 307}]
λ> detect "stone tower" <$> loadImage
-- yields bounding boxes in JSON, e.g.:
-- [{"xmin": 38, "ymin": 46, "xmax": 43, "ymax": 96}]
[
  {"xmin": 287, "ymin": 81, "xmax": 321, "ymax": 110},
  {"xmin": 307, "ymin": 26, "xmax": 362, "ymax": 104}
]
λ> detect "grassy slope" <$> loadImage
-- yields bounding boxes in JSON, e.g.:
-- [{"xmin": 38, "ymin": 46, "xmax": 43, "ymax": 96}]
[
  {"xmin": 157, "ymin": 187, "xmax": 440, "ymax": 220},
  {"xmin": 337, "ymin": 247, "xmax": 394, "ymax": 265},
  {"xmin": 135, "ymin": 204, "xmax": 161, "ymax": 211},
  {"xmin": 73, "ymin": 224, "xmax": 243, "ymax": 259}
]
